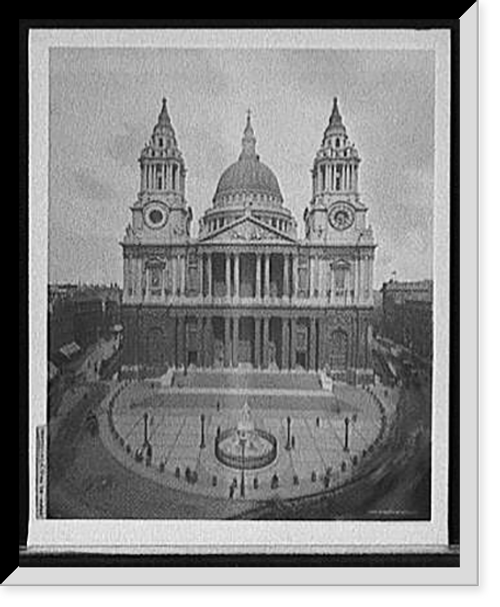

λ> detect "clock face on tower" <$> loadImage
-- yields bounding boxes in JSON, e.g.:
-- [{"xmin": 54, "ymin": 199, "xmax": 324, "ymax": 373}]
[
  {"xmin": 144, "ymin": 201, "xmax": 169, "ymax": 229},
  {"xmin": 328, "ymin": 202, "xmax": 355, "ymax": 231}
]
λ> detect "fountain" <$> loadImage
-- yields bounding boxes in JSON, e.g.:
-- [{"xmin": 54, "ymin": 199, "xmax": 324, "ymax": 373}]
[{"xmin": 215, "ymin": 402, "xmax": 278, "ymax": 470}]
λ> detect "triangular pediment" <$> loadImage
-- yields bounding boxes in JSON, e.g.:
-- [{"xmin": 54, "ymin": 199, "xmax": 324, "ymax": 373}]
[{"xmin": 198, "ymin": 215, "xmax": 297, "ymax": 244}]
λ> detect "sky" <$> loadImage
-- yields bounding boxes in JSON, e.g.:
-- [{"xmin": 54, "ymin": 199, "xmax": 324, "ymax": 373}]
[{"xmin": 48, "ymin": 47, "xmax": 435, "ymax": 288}]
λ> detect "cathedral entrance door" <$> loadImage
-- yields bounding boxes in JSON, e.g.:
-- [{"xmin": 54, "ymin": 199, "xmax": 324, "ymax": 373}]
[
  {"xmin": 213, "ymin": 339, "xmax": 224, "ymax": 368},
  {"xmin": 238, "ymin": 317, "xmax": 255, "ymax": 366}
]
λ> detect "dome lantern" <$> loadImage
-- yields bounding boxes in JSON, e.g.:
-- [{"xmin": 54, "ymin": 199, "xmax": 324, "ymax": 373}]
[
  {"xmin": 239, "ymin": 109, "xmax": 258, "ymax": 160},
  {"xmin": 212, "ymin": 111, "xmax": 283, "ymax": 208}
]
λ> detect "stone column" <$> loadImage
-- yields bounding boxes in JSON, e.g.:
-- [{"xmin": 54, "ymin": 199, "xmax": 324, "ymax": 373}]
[
  {"xmin": 235, "ymin": 253, "xmax": 240, "ymax": 299},
  {"xmin": 140, "ymin": 164, "xmax": 146, "ymax": 191},
  {"xmin": 310, "ymin": 318, "xmax": 317, "ymax": 371},
  {"xmin": 290, "ymin": 318, "xmax": 297, "ymax": 370},
  {"xmin": 263, "ymin": 317, "xmax": 269, "ymax": 368},
  {"xmin": 180, "ymin": 253, "xmax": 186, "ymax": 297},
  {"xmin": 255, "ymin": 254, "xmax": 262, "ymax": 299},
  {"xmin": 264, "ymin": 253, "xmax": 270, "ymax": 299},
  {"xmin": 207, "ymin": 253, "xmax": 212, "ymax": 299},
  {"xmin": 357, "ymin": 256, "xmax": 363, "ymax": 303},
  {"xmin": 254, "ymin": 317, "xmax": 261, "ymax": 368},
  {"xmin": 224, "ymin": 316, "xmax": 231, "ymax": 367},
  {"xmin": 232, "ymin": 316, "xmax": 239, "ymax": 367},
  {"xmin": 314, "ymin": 254, "xmax": 319, "ymax": 297},
  {"xmin": 292, "ymin": 254, "xmax": 299, "ymax": 298},
  {"xmin": 200, "ymin": 254, "xmax": 205, "ymax": 298},
  {"xmin": 176, "ymin": 315, "xmax": 186, "ymax": 369},
  {"xmin": 368, "ymin": 257, "xmax": 374, "ymax": 304},
  {"xmin": 198, "ymin": 317, "xmax": 204, "ymax": 368},
  {"xmin": 225, "ymin": 253, "xmax": 231, "ymax": 299},
  {"xmin": 171, "ymin": 256, "xmax": 177, "ymax": 297},
  {"xmin": 204, "ymin": 317, "xmax": 212, "ymax": 368},
  {"xmin": 305, "ymin": 254, "xmax": 311, "ymax": 299},
  {"xmin": 282, "ymin": 317, "xmax": 290, "ymax": 371},
  {"xmin": 283, "ymin": 254, "xmax": 289, "ymax": 298}
]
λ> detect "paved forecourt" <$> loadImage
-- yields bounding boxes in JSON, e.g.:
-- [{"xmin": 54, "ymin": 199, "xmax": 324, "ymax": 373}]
[{"xmin": 99, "ymin": 372, "xmax": 396, "ymax": 503}]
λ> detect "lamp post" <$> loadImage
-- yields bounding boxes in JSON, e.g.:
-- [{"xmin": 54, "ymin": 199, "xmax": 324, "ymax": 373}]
[
  {"xmin": 240, "ymin": 438, "xmax": 246, "ymax": 498},
  {"xmin": 344, "ymin": 416, "xmax": 350, "ymax": 452},
  {"xmin": 200, "ymin": 413, "xmax": 206, "ymax": 449},
  {"xmin": 285, "ymin": 416, "xmax": 292, "ymax": 450},
  {"xmin": 143, "ymin": 412, "xmax": 148, "ymax": 446}
]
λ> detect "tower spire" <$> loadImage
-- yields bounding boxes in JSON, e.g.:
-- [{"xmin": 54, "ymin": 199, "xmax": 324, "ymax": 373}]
[
  {"xmin": 157, "ymin": 97, "xmax": 171, "ymax": 127},
  {"xmin": 326, "ymin": 96, "xmax": 346, "ymax": 134}
]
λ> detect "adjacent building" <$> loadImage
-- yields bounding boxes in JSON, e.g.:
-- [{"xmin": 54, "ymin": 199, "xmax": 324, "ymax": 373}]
[
  {"xmin": 380, "ymin": 279, "xmax": 433, "ymax": 361},
  {"xmin": 49, "ymin": 284, "xmax": 122, "ymax": 358},
  {"xmin": 121, "ymin": 98, "xmax": 376, "ymax": 383}
]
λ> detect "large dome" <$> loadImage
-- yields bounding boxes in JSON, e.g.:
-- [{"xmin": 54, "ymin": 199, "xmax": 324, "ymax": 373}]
[
  {"xmin": 213, "ymin": 111, "xmax": 283, "ymax": 207},
  {"xmin": 214, "ymin": 155, "xmax": 283, "ymax": 202}
]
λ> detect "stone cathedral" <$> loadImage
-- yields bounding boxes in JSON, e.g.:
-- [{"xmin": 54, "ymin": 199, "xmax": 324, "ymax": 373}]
[{"xmin": 121, "ymin": 97, "xmax": 376, "ymax": 383}]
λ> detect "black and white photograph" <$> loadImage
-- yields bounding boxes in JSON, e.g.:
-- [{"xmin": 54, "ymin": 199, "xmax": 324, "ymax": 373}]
[{"xmin": 21, "ymin": 22, "xmax": 474, "ymax": 573}]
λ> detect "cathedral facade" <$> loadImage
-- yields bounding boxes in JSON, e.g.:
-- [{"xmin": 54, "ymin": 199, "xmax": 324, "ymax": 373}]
[{"xmin": 121, "ymin": 98, "xmax": 376, "ymax": 383}]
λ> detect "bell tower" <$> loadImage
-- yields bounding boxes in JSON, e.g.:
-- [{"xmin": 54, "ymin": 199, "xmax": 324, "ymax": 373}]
[
  {"xmin": 139, "ymin": 97, "xmax": 187, "ymax": 200},
  {"xmin": 304, "ymin": 97, "xmax": 370, "ymax": 245},
  {"xmin": 124, "ymin": 98, "xmax": 192, "ymax": 248}
]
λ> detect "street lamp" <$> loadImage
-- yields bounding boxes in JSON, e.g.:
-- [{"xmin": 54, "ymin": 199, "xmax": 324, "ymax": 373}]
[
  {"xmin": 200, "ymin": 413, "xmax": 206, "ymax": 449},
  {"xmin": 240, "ymin": 438, "xmax": 246, "ymax": 498},
  {"xmin": 285, "ymin": 416, "xmax": 292, "ymax": 450},
  {"xmin": 344, "ymin": 416, "xmax": 350, "ymax": 452}
]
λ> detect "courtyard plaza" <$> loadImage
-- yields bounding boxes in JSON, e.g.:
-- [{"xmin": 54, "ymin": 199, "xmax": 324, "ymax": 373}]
[{"xmin": 98, "ymin": 369, "xmax": 399, "ymax": 503}]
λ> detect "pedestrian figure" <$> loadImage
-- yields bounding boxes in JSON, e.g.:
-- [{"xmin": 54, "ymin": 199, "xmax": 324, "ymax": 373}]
[
  {"xmin": 316, "ymin": 417, "xmax": 320, "ymax": 428},
  {"xmin": 271, "ymin": 473, "xmax": 279, "ymax": 489},
  {"xmin": 253, "ymin": 477, "xmax": 259, "ymax": 490}
]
